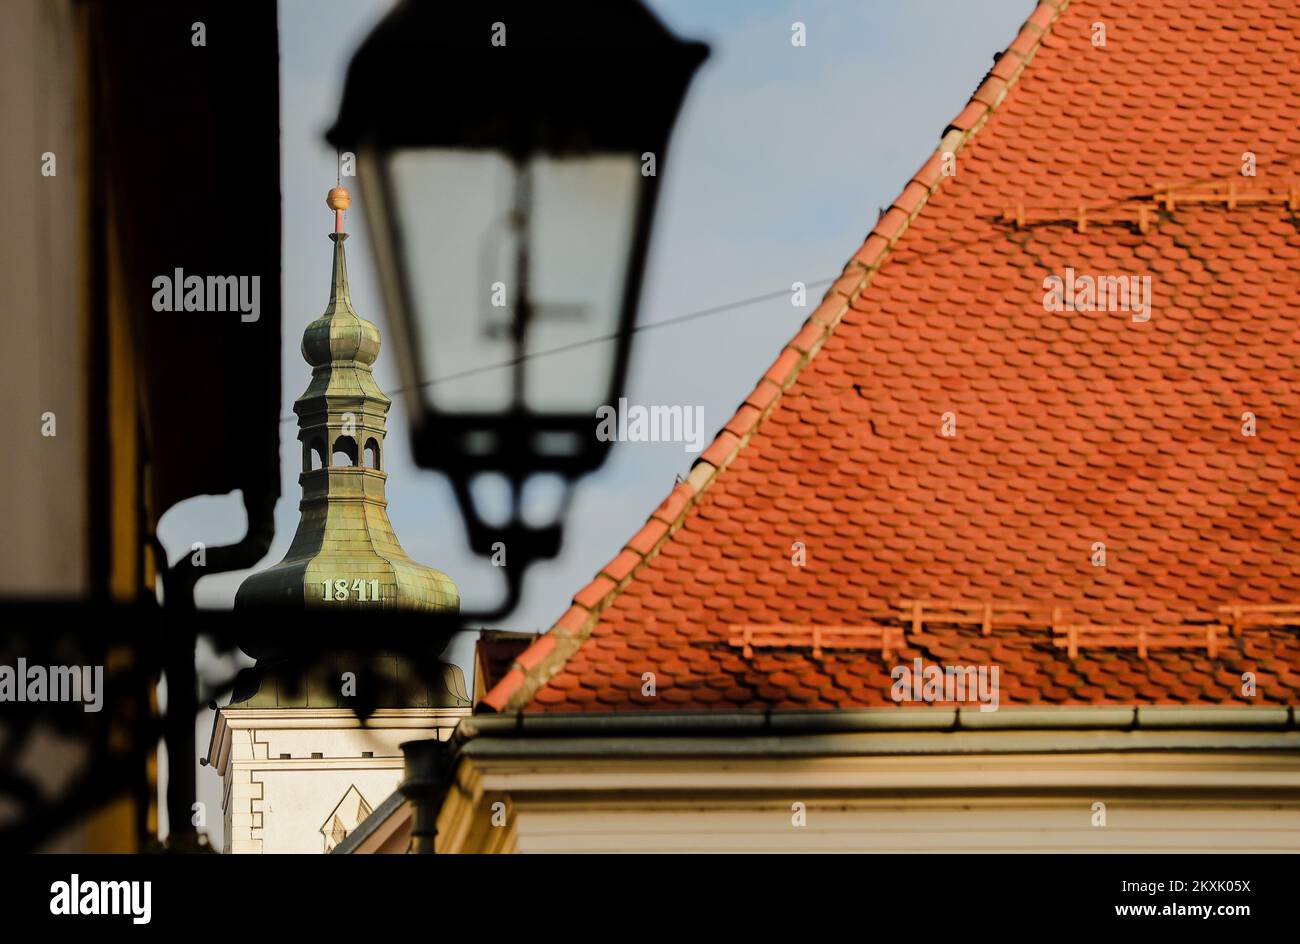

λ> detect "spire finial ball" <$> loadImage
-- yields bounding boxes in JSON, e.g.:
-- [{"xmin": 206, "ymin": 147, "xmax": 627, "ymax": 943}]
[{"xmin": 327, "ymin": 186, "xmax": 351, "ymax": 212}]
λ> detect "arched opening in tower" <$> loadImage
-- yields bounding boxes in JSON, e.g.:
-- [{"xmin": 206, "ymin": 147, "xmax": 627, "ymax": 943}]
[{"xmin": 332, "ymin": 436, "xmax": 358, "ymax": 467}]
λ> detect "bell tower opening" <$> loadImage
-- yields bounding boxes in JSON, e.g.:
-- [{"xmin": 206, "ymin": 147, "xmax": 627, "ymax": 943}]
[
  {"xmin": 305, "ymin": 437, "xmax": 325, "ymax": 472},
  {"xmin": 332, "ymin": 436, "xmax": 358, "ymax": 467}
]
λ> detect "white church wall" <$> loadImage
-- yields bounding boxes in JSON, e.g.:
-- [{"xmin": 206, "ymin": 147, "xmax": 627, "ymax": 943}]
[{"xmin": 210, "ymin": 707, "xmax": 465, "ymax": 853}]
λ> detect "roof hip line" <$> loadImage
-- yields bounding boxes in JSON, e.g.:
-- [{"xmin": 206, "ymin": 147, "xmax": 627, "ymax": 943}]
[{"xmin": 479, "ymin": 0, "xmax": 1071, "ymax": 715}]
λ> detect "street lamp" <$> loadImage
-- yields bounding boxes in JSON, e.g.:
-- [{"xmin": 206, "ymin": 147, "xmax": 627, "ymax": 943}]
[{"xmin": 327, "ymin": 0, "xmax": 706, "ymax": 608}]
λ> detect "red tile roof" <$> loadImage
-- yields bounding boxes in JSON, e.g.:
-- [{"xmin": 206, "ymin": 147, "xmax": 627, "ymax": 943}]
[{"xmin": 482, "ymin": 0, "xmax": 1300, "ymax": 714}]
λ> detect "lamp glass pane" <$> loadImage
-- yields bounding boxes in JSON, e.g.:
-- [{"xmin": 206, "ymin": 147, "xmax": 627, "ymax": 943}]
[{"xmin": 391, "ymin": 149, "xmax": 640, "ymax": 415}]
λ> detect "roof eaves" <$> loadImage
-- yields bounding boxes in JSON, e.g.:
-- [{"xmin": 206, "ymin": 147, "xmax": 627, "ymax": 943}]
[
  {"xmin": 479, "ymin": 0, "xmax": 1070, "ymax": 715},
  {"xmin": 458, "ymin": 704, "xmax": 1300, "ymax": 743}
]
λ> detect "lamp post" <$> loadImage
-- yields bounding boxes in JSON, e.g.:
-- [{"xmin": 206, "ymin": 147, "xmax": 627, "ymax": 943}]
[{"xmin": 327, "ymin": 0, "xmax": 706, "ymax": 613}]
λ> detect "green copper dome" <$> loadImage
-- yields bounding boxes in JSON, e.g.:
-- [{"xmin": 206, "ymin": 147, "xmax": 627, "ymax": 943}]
[
  {"xmin": 301, "ymin": 233, "xmax": 381, "ymax": 368},
  {"xmin": 235, "ymin": 229, "xmax": 459, "ymax": 615}
]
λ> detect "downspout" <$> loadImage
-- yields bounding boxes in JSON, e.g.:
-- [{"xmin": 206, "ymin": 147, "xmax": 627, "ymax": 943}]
[{"xmin": 399, "ymin": 737, "xmax": 454, "ymax": 854}]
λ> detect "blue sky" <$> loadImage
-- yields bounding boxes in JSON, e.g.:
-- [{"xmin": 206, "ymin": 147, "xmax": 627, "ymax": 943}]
[{"xmin": 161, "ymin": 0, "xmax": 1032, "ymax": 844}]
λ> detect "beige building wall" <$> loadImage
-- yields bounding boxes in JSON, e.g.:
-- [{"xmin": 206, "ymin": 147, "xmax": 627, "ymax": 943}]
[
  {"xmin": 0, "ymin": 0, "xmax": 147, "ymax": 852},
  {"xmin": 426, "ymin": 748, "xmax": 1300, "ymax": 853},
  {"xmin": 500, "ymin": 797, "xmax": 1300, "ymax": 853},
  {"xmin": 0, "ymin": 0, "xmax": 89, "ymax": 596}
]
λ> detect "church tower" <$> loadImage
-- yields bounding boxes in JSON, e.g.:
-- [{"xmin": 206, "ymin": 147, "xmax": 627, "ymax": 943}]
[{"xmin": 208, "ymin": 187, "xmax": 469, "ymax": 854}]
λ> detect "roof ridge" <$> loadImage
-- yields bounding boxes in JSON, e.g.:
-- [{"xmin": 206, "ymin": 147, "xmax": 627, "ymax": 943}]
[{"xmin": 479, "ymin": 0, "xmax": 1071, "ymax": 714}]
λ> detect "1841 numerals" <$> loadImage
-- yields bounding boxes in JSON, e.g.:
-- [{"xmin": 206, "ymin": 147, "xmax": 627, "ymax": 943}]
[{"xmin": 321, "ymin": 578, "xmax": 381, "ymax": 602}]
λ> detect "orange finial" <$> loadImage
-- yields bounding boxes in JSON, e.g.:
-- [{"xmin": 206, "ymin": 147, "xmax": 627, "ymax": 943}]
[{"xmin": 327, "ymin": 185, "xmax": 351, "ymax": 234}]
